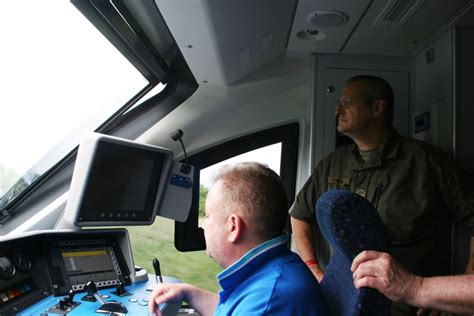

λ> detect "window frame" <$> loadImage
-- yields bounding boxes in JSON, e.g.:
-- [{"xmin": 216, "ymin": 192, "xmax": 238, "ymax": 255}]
[
  {"xmin": 0, "ymin": 0, "xmax": 198, "ymax": 231},
  {"xmin": 175, "ymin": 123, "xmax": 300, "ymax": 251}
]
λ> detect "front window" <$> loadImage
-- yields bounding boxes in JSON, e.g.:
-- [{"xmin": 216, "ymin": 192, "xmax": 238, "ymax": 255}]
[{"xmin": 0, "ymin": 1, "xmax": 160, "ymax": 211}]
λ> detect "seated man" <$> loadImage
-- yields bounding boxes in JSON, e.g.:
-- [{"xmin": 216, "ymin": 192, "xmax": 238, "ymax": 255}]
[
  {"xmin": 148, "ymin": 162, "xmax": 328, "ymax": 316},
  {"xmin": 352, "ymin": 250, "xmax": 474, "ymax": 314}
]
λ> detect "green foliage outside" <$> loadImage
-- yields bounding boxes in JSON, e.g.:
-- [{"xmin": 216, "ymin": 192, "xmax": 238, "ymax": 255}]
[
  {"xmin": 0, "ymin": 164, "xmax": 39, "ymax": 209},
  {"xmin": 199, "ymin": 184, "xmax": 208, "ymax": 217},
  {"xmin": 128, "ymin": 216, "xmax": 221, "ymax": 293},
  {"xmin": 0, "ymin": 164, "xmax": 19, "ymax": 197}
]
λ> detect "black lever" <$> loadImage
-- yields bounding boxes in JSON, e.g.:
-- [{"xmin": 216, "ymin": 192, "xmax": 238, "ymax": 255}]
[
  {"xmin": 82, "ymin": 281, "xmax": 97, "ymax": 302},
  {"xmin": 85, "ymin": 281, "xmax": 128, "ymax": 314},
  {"xmin": 153, "ymin": 258, "xmax": 163, "ymax": 283},
  {"xmin": 59, "ymin": 289, "xmax": 77, "ymax": 310},
  {"xmin": 59, "ymin": 298, "xmax": 68, "ymax": 310},
  {"xmin": 64, "ymin": 289, "xmax": 75, "ymax": 305},
  {"xmin": 85, "ymin": 281, "xmax": 105, "ymax": 305},
  {"xmin": 112, "ymin": 280, "xmax": 131, "ymax": 297},
  {"xmin": 171, "ymin": 129, "xmax": 190, "ymax": 165}
]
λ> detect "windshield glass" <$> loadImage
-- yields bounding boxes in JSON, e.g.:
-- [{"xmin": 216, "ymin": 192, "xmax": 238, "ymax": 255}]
[{"xmin": 0, "ymin": 1, "xmax": 152, "ymax": 209}]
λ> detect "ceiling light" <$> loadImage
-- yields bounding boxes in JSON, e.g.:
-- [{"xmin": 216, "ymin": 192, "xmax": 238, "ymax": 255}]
[
  {"xmin": 308, "ymin": 11, "xmax": 349, "ymax": 28},
  {"xmin": 296, "ymin": 30, "xmax": 326, "ymax": 41}
]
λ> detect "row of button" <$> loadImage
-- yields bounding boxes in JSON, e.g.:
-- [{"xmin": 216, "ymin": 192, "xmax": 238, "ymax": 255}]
[
  {"xmin": 72, "ymin": 279, "xmax": 119, "ymax": 291},
  {"xmin": 128, "ymin": 298, "xmax": 149, "ymax": 306},
  {"xmin": 0, "ymin": 282, "xmax": 32, "ymax": 305},
  {"xmin": 99, "ymin": 212, "xmax": 138, "ymax": 219}
]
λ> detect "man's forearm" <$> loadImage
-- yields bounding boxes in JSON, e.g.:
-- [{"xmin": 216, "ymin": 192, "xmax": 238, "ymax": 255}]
[
  {"xmin": 411, "ymin": 236, "xmax": 474, "ymax": 314},
  {"xmin": 291, "ymin": 217, "xmax": 324, "ymax": 281},
  {"xmin": 184, "ymin": 285, "xmax": 219, "ymax": 316},
  {"xmin": 291, "ymin": 217, "xmax": 317, "ymax": 260},
  {"xmin": 408, "ymin": 274, "xmax": 474, "ymax": 314}
]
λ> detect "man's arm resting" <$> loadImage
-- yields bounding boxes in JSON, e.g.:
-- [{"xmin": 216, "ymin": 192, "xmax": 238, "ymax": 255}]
[
  {"xmin": 291, "ymin": 216, "xmax": 324, "ymax": 282},
  {"xmin": 148, "ymin": 283, "xmax": 218, "ymax": 316},
  {"xmin": 413, "ymin": 274, "xmax": 474, "ymax": 314},
  {"xmin": 352, "ymin": 250, "xmax": 474, "ymax": 314}
]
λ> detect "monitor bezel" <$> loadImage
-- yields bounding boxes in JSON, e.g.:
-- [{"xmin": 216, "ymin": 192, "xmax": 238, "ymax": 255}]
[{"xmin": 65, "ymin": 133, "xmax": 174, "ymax": 227}]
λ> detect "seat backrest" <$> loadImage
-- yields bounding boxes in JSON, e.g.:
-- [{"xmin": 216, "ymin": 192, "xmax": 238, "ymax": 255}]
[{"xmin": 316, "ymin": 190, "xmax": 392, "ymax": 316}]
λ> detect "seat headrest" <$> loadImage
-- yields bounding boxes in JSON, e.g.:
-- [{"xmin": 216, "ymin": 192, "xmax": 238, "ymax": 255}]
[
  {"xmin": 316, "ymin": 190, "xmax": 391, "ymax": 261},
  {"xmin": 317, "ymin": 190, "xmax": 392, "ymax": 315}
]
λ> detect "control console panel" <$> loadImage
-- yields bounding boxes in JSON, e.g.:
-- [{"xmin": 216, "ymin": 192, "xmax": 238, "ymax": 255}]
[
  {"xmin": 19, "ymin": 275, "xmax": 180, "ymax": 316},
  {"xmin": 0, "ymin": 229, "xmax": 180, "ymax": 315}
]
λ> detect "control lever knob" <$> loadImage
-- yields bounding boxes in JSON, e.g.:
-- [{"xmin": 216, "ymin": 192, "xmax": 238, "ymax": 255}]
[
  {"xmin": 115, "ymin": 281, "xmax": 126, "ymax": 296},
  {"xmin": 64, "ymin": 289, "xmax": 75, "ymax": 305},
  {"xmin": 85, "ymin": 280, "xmax": 128, "ymax": 314},
  {"xmin": 68, "ymin": 289, "xmax": 75, "ymax": 298},
  {"xmin": 153, "ymin": 258, "xmax": 163, "ymax": 283},
  {"xmin": 59, "ymin": 298, "xmax": 68, "ymax": 310},
  {"xmin": 84, "ymin": 281, "xmax": 105, "ymax": 304},
  {"xmin": 85, "ymin": 281, "xmax": 97, "ymax": 296}
]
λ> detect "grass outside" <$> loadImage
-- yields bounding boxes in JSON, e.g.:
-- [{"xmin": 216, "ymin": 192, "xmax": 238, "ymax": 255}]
[{"xmin": 127, "ymin": 217, "xmax": 222, "ymax": 292}]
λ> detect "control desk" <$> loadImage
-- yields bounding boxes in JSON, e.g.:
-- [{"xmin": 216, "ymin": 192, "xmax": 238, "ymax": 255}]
[{"xmin": 0, "ymin": 229, "xmax": 181, "ymax": 315}]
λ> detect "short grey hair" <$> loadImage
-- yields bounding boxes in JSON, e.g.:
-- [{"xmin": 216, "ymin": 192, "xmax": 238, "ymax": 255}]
[
  {"xmin": 347, "ymin": 75, "xmax": 395, "ymax": 124},
  {"xmin": 212, "ymin": 162, "xmax": 288, "ymax": 240}
]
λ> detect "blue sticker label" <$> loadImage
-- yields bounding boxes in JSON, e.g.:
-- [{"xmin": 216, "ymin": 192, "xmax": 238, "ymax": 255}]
[{"xmin": 169, "ymin": 174, "xmax": 193, "ymax": 189}]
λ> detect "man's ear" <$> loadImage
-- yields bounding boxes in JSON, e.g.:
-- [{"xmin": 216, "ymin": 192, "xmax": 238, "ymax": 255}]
[
  {"xmin": 372, "ymin": 99, "xmax": 386, "ymax": 119},
  {"xmin": 227, "ymin": 214, "xmax": 243, "ymax": 243}
]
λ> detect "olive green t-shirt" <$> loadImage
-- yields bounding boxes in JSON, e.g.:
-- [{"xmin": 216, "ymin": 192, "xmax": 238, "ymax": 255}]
[{"xmin": 359, "ymin": 147, "xmax": 379, "ymax": 162}]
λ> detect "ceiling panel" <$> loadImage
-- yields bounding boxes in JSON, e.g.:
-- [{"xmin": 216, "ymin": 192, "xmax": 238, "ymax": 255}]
[
  {"xmin": 287, "ymin": 0, "xmax": 373, "ymax": 54},
  {"xmin": 287, "ymin": 0, "xmax": 471, "ymax": 56},
  {"xmin": 155, "ymin": 0, "xmax": 296, "ymax": 85},
  {"xmin": 343, "ymin": 0, "xmax": 470, "ymax": 56}
]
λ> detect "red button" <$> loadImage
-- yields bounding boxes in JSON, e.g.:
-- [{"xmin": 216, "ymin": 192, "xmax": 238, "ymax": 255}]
[{"xmin": 12, "ymin": 288, "xmax": 21, "ymax": 297}]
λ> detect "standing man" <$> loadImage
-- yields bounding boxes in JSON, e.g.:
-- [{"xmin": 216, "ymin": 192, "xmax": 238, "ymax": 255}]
[
  {"xmin": 289, "ymin": 75, "xmax": 474, "ymax": 314},
  {"xmin": 149, "ymin": 162, "xmax": 328, "ymax": 316}
]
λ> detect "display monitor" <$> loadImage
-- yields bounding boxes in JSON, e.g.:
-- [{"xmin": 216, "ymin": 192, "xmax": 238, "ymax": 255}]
[
  {"xmin": 60, "ymin": 244, "xmax": 124, "ymax": 291},
  {"xmin": 64, "ymin": 133, "xmax": 174, "ymax": 226}
]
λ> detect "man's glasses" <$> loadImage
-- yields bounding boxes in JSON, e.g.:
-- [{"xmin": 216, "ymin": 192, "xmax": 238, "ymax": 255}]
[{"xmin": 335, "ymin": 97, "xmax": 359, "ymax": 109}]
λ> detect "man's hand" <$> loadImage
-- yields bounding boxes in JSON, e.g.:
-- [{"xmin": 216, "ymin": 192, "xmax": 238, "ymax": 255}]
[
  {"xmin": 148, "ymin": 283, "xmax": 188, "ymax": 315},
  {"xmin": 352, "ymin": 251, "xmax": 474, "ymax": 314},
  {"xmin": 351, "ymin": 250, "xmax": 422, "ymax": 303},
  {"xmin": 307, "ymin": 264, "xmax": 325, "ymax": 282},
  {"xmin": 148, "ymin": 283, "xmax": 218, "ymax": 316}
]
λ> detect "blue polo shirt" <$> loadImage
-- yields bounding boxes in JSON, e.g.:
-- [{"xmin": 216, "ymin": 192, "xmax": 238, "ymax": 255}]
[{"xmin": 214, "ymin": 234, "xmax": 328, "ymax": 315}]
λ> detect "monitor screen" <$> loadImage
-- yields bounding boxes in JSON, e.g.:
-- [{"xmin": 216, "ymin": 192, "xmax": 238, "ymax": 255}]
[
  {"xmin": 45, "ymin": 230, "xmax": 133, "ymax": 296},
  {"xmin": 61, "ymin": 245, "xmax": 121, "ymax": 291},
  {"xmin": 67, "ymin": 133, "xmax": 174, "ymax": 226},
  {"xmin": 78, "ymin": 142, "xmax": 164, "ymax": 221}
]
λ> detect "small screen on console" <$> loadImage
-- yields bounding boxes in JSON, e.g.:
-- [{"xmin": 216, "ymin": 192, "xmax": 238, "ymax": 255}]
[{"xmin": 61, "ymin": 246, "xmax": 121, "ymax": 291}]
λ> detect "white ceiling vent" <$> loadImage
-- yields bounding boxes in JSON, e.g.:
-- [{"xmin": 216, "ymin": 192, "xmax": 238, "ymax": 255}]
[
  {"xmin": 373, "ymin": 0, "xmax": 426, "ymax": 28},
  {"xmin": 308, "ymin": 11, "xmax": 349, "ymax": 28}
]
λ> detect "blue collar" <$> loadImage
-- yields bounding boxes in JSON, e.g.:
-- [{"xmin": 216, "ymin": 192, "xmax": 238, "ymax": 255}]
[{"xmin": 217, "ymin": 234, "xmax": 289, "ymax": 290}]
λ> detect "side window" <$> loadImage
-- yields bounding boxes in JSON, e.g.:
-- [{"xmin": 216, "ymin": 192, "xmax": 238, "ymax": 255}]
[
  {"xmin": 198, "ymin": 142, "xmax": 282, "ymax": 223},
  {"xmin": 128, "ymin": 123, "xmax": 298, "ymax": 292}
]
